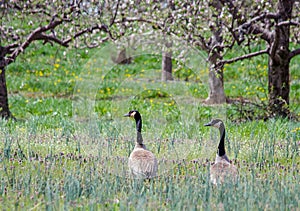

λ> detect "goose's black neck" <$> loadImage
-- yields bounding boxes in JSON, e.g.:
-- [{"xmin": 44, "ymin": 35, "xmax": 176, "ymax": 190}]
[
  {"xmin": 134, "ymin": 114, "xmax": 142, "ymax": 132},
  {"xmin": 217, "ymin": 125, "xmax": 226, "ymax": 156},
  {"xmin": 134, "ymin": 113, "xmax": 143, "ymax": 144}
]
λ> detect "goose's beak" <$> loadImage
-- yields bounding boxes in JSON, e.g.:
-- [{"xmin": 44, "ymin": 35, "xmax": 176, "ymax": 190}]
[
  {"xmin": 123, "ymin": 113, "xmax": 130, "ymax": 117},
  {"xmin": 204, "ymin": 122, "xmax": 211, "ymax": 126}
]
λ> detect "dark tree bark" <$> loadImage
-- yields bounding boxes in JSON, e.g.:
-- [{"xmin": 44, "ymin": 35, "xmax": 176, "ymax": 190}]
[
  {"xmin": 111, "ymin": 48, "xmax": 132, "ymax": 64},
  {"xmin": 161, "ymin": 49, "xmax": 173, "ymax": 81},
  {"xmin": 205, "ymin": 0, "xmax": 226, "ymax": 104},
  {"xmin": 218, "ymin": 0, "xmax": 299, "ymax": 118},
  {"xmin": 206, "ymin": 53, "xmax": 226, "ymax": 104},
  {"xmin": 0, "ymin": 69, "xmax": 11, "ymax": 119},
  {"xmin": 0, "ymin": 47, "xmax": 12, "ymax": 119},
  {"xmin": 268, "ymin": 0, "xmax": 293, "ymax": 117}
]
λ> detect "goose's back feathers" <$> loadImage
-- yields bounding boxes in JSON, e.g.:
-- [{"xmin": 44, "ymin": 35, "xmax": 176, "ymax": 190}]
[
  {"xmin": 210, "ymin": 160, "xmax": 238, "ymax": 185},
  {"xmin": 128, "ymin": 148, "xmax": 158, "ymax": 179}
]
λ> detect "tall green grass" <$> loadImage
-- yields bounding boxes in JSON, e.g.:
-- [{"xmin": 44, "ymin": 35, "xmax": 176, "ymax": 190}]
[
  {"xmin": 0, "ymin": 113, "xmax": 299, "ymax": 210},
  {"xmin": 0, "ymin": 43, "xmax": 299, "ymax": 209}
]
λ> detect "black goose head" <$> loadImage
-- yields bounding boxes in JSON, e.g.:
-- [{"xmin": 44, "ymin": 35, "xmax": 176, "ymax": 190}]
[
  {"xmin": 123, "ymin": 110, "xmax": 141, "ymax": 121},
  {"xmin": 204, "ymin": 119, "xmax": 224, "ymax": 129},
  {"xmin": 124, "ymin": 110, "xmax": 143, "ymax": 144},
  {"xmin": 124, "ymin": 110, "xmax": 142, "ymax": 132}
]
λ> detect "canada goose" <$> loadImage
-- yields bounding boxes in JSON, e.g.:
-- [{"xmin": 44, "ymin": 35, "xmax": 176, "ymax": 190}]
[
  {"xmin": 124, "ymin": 110, "xmax": 158, "ymax": 179},
  {"xmin": 204, "ymin": 119, "xmax": 238, "ymax": 185}
]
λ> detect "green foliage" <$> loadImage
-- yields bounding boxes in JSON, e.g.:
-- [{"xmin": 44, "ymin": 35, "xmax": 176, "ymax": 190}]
[
  {"xmin": 0, "ymin": 117, "xmax": 299, "ymax": 210},
  {"xmin": 1, "ymin": 43, "xmax": 300, "ymax": 209}
]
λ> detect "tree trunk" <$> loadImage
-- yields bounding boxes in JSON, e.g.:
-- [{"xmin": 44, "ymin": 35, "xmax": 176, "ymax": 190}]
[
  {"xmin": 205, "ymin": 0, "xmax": 226, "ymax": 104},
  {"xmin": 0, "ymin": 65, "xmax": 12, "ymax": 119},
  {"xmin": 268, "ymin": 58, "xmax": 290, "ymax": 117},
  {"xmin": 161, "ymin": 49, "xmax": 173, "ymax": 81},
  {"xmin": 111, "ymin": 48, "xmax": 131, "ymax": 64},
  {"xmin": 268, "ymin": 0, "xmax": 293, "ymax": 117},
  {"xmin": 0, "ymin": 46, "xmax": 14, "ymax": 119},
  {"xmin": 161, "ymin": 39, "xmax": 173, "ymax": 81},
  {"xmin": 205, "ymin": 54, "xmax": 226, "ymax": 104}
]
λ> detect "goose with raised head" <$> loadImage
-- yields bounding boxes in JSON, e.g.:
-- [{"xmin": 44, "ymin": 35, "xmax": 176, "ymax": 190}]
[
  {"xmin": 204, "ymin": 119, "xmax": 238, "ymax": 185},
  {"xmin": 124, "ymin": 110, "xmax": 158, "ymax": 179}
]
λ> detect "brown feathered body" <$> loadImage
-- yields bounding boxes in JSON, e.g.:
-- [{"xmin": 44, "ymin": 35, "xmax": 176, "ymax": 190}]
[
  {"xmin": 210, "ymin": 154, "xmax": 238, "ymax": 185},
  {"xmin": 128, "ymin": 143, "xmax": 158, "ymax": 179}
]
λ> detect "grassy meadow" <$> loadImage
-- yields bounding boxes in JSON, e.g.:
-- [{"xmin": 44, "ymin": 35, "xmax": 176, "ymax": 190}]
[{"xmin": 0, "ymin": 42, "xmax": 299, "ymax": 210}]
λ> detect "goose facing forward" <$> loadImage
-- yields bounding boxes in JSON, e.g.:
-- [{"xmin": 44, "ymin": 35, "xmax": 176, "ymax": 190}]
[
  {"xmin": 204, "ymin": 119, "xmax": 238, "ymax": 185},
  {"xmin": 124, "ymin": 110, "xmax": 158, "ymax": 179}
]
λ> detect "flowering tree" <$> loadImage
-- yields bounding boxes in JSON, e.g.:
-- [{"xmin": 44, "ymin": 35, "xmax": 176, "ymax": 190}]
[
  {"xmin": 123, "ymin": 1, "xmax": 230, "ymax": 103},
  {"xmin": 218, "ymin": 0, "xmax": 300, "ymax": 117},
  {"xmin": 0, "ymin": 0, "xmax": 125, "ymax": 119},
  {"xmin": 1, "ymin": 0, "xmax": 299, "ymax": 119},
  {"xmin": 169, "ymin": 0, "xmax": 232, "ymax": 103},
  {"xmin": 134, "ymin": 0, "xmax": 300, "ymax": 117}
]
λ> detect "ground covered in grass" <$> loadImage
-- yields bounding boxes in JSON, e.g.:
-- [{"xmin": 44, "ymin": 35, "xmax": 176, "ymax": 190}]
[
  {"xmin": 0, "ymin": 43, "xmax": 299, "ymax": 210},
  {"xmin": 0, "ymin": 117, "xmax": 299, "ymax": 210}
]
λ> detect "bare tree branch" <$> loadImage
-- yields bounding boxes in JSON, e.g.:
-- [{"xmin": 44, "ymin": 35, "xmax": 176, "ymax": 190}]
[
  {"xmin": 5, "ymin": 43, "xmax": 19, "ymax": 54},
  {"xmin": 248, "ymin": 24, "xmax": 273, "ymax": 42},
  {"xmin": 5, "ymin": 18, "xmax": 115, "ymax": 65},
  {"xmin": 219, "ymin": 48, "xmax": 269, "ymax": 65},
  {"xmin": 110, "ymin": 0, "xmax": 120, "ymax": 27},
  {"xmin": 191, "ymin": 35, "xmax": 210, "ymax": 52},
  {"xmin": 241, "ymin": 12, "xmax": 278, "ymax": 27},
  {"xmin": 120, "ymin": 17, "xmax": 164, "ymax": 29},
  {"xmin": 236, "ymin": 12, "xmax": 277, "ymax": 42},
  {"xmin": 289, "ymin": 48, "xmax": 300, "ymax": 59},
  {"xmin": 277, "ymin": 20, "xmax": 300, "ymax": 27},
  {"xmin": 220, "ymin": 1, "xmax": 277, "ymax": 43},
  {"xmin": 25, "ymin": 8, "xmax": 51, "ymax": 17},
  {"xmin": 83, "ymin": 37, "xmax": 109, "ymax": 49},
  {"xmin": 35, "ymin": 33, "xmax": 69, "ymax": 47},
  {"xmin": 4, "ymin": 4, "xmax": 81, "ymax": 64},
  {"xmin": 7, "ymin": 18, "xmax": 63, "ymax": 65},
  {"xmin": 225, "ymin": 17, "xmax": 241, "ymax": 45},
  {"xmin": 63, "ymin": 24, "xmax": 112, "ymax": 45}
]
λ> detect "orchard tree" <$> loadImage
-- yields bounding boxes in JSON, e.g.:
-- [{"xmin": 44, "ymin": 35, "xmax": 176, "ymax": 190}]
[
  {"xmin": 144, "ymin": 0, "xmax": 300, "ymax": 116},
  {"xmin": 127, "ymin": 0, "xmax": 300, "ymax": 117},
  {"xmin": 117, "ymin": 1, "xmax": 228, "ymax": 94},
  {"xmin": 218, "ymin": 0, "xmax": 300, "ymax": 118},
  {"xmin": 128, "ymin": 1, "xmax": 230, "ymax": 103},
  {"xmin": 121, "ymin": 0, "xmax": 176, "ymax": 81},
  {"xmin": 0, "ymin": 0, "xmax": 126, "ymax": 119},
  {"xmin": 161, "ymin": 0, "xmax": 231, "ymax": 103}
]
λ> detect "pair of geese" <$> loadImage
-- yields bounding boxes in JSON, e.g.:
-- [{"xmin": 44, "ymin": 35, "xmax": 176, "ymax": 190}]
[{"xmin": 124, "ymin": 110, "xmax": 238, "ymax": 185}]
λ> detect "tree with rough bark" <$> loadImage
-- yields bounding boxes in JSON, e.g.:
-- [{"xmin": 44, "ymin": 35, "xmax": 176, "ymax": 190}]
[
  {"xmin": 117, "ymin": 1, "xmax": 176, "ymax": 81},
  {"xmin": 0, "ymin": 1, "xmax": 126, "ymax": 119},
  {"xmin": 218, "ymin": 0, "xmax": 300, "ymax": 117},
  {"xmin": 2, "ymin": 0, "xmax": 299, "ymax": 119},
  {"xmin": 160, "ymin": 2, "xmax": 174, "ymax": 82},
  {"xmin": 142, "ymin": 0, "xmax": 300, "ymax": 116},
  {"xmin": 161, "ymin": 39, "xmax": 173, "ymax": 81},
  {"xmin": 129, "ymin": 1, "xmax": 228, "ymax": 102},
  {"xmin": 205, "ymin": 1, "xmax": 227, "ymax": 104},
  {"xmin": 167, "ymin": 0, "xmax": 229, "ymax": 103}
]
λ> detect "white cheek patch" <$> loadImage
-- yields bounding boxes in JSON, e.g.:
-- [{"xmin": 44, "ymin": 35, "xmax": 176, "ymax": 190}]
[
  {"xmin": 214, "ymin": 121, "xmax": 222, "ymax": 128},
  {"xmin": 130, "ymin": 111, "xmax": 136, "ymax": 117}
]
